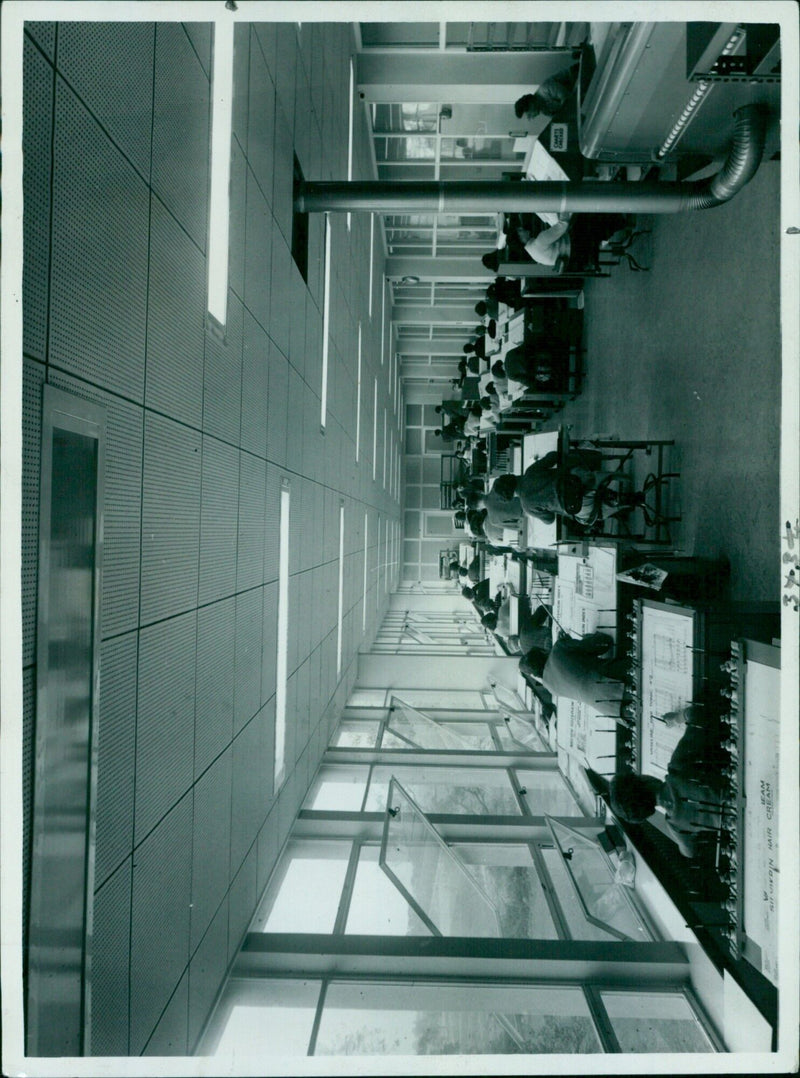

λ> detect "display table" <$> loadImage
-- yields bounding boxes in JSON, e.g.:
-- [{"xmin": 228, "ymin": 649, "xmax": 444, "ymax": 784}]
[
  {"xmin": 727, "ymin": 638, "xmax": 780, "ymax": 987},
  {"xmin": 551, "ymin": 541, "xmax": 619, "ymax": 778}
]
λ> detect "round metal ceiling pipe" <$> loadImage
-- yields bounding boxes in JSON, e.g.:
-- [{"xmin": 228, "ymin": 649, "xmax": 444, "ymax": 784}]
[{"xmin": 295, "ymin": 106, "xmax": 766, "ymax": 216}]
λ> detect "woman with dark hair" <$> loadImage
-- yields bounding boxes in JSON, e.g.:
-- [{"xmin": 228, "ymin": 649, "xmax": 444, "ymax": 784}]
[
  {"xmin": 462, "ymin": 578, "xmax": 499, "ymax": 617},
  {"xmin": 608, "ymin": 709, "xmax": 727, "ymax": 857}
]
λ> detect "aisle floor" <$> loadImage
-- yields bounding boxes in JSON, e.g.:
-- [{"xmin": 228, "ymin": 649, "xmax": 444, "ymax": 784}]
[{"xmin": 549, "ymin": 160, "xmax": 781, "ymax": 601}]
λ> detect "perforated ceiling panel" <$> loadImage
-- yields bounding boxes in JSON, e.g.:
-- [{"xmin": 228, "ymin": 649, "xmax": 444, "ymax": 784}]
[
  {"xmin": 95, "ymin": 633, "xmax": 137, "ymax": 889},
  {"xmin": 230, "ymin": 716, "xmax": 266, "ymax": 872},
  {"xmin": 243, "ymin": 166, "xmax": 272, "ymax": 332},
  {"xmin": 21, "ymin": 359, "xmax": 45, "ymax": 667},
  {"xmin": 182, "ymin": 22, "xmax": 212, "ymax": 78},
  {"xmin": 23, "ymin": 38, "xmax": 53, "ymax": 363},
  {"xmin": 203, "ymin": 292, "xmax": 242, "ymax": 445},
  {"xmin": 129, "ymin": 797, "xmax": 192, "ymax": 1054},
  {"xmin": 25, "ymin": 22, "xmax": 56, "ymax": 61},
  {"xmin": 50, "ymin": 78, "xmax": 148, "ymax": 402},
  {"xmin": 143, "ymin": 972, "xmax": 188, "ymax": 1056},
  {"xmin": 48, "ymin": 369, "xmax": 144, "ymax": 638},
  {"xmin": 151, "ymin": 23, "xmax": 210, "ymax": 253},
  {"xmin": 134, "ymin": 612, "xmax": 197, "ymax": 846},
  {"xmin": 246, "ymin": 30, "xmax": 276, "ymax": 210},
  {"xmin": 232, "ymin": 26, "xmax": 250, "ymax": 153},
  {"xmin": 190, "ymin": 755, "xmax": 232, "ymax": 949},
  {"xmin": 265, "ymin": 355, "xmax": 288, "ymax": 468},
  {"xmin": 22, "ymin": 667, "xmax": 35, "ymax": 962},
  {"xmin": 140, "ymin": 412, "xmax": 201, "ymax": 625},
  {"xmin": 187, "ymin": 898, "xmax": 228, "ymax": 1051},
  {"xmin": 146, "ymin": 195, "xmax": 205, "ymax": 428},
  {"xmin": 227, "ymin": 843, "xmax": 257, "ymax": 963},
  {"xmin": 194, "ymin": 598, "xmax": 235, "ymax": 777},
  {"xmin": 260, "ymin": 580, "xmax": 278, "ymax": 705},
  {"xmin": 236, "ymin": 452, "xmax": 267, "ymax": 591},
  {"xmin": 57, "ymin": 22, "xmax": 155, "ymax": 181},
  {"xmin": 198, "ymin": 436, "xmax": 239, "ymax": 606},
  {"xmin": 233, "ymin": 587, "xmax": 263, "ymax": 734},
  {"xmin": 90, "ymin": 859, "xmax": 132, "ymax": 1056},
  {"xmin": 228, "ymin": 140, "xmax": 247, "ymax": 303},
  {"xmin": 240, "ymin": 309, "xmax": 269, "ymax": 459}
]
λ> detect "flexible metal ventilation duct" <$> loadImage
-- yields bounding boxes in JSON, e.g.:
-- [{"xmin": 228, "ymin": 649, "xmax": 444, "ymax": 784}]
[{"xmin": 295, "ymin": 106, "xmax": 766, "ymax": 216}]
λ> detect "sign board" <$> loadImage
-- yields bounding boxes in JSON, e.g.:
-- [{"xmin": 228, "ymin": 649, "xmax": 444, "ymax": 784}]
[{"xmin": 740, "ymin": 642, "xmax": 780, "ymax": 986}]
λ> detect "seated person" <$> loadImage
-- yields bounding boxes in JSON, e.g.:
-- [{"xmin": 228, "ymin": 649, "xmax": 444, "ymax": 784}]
[
  {"xmin": 485, "ymin": 588, "xmax": 550, "ymax": 655},
  {"xmin": 475, "ymin": 298, "xmax": 501, "ymax": 326},
  {"xmin": 470, "ymin": 475, "xmax": 524, "ymax": 528},
  {"xmin": 508, "ymin": 601, "xmax": 553, "ymax": 656},
  {"xmin": 462, "ymin": 580, "xmax": 499, "ymax": 618},
  {"xmin": 608, "ymin": 707, "xmax": 727, "ymax": 858},
  {"xmin": 434, "ymin": 420, "xmax": 466, "ymax": 444},
  {"xmin": 455, "ymin": 476, "xmax": 486, "ymax": 498},
  {"xmin": 436, "ymin": 401, "xmax": 467, "ymax": 421},
  {"xmin": 479, "ymin": 396, "xmax": 501, "ymax": 427},
  {"xmin": 465, "ymin": 331, "xmax": 498, "ymax": 365},
  {"xmin": 497, "ymin": 448, "xmax": 608, "ymax": 526},
  {"xmin": 484, "ymin": 381, "xmax": 504, "ymax": 413},
  {"xmin": 490, "ymin": 360, "xmax": 510, "ymax": 394},
  {"xmin": 490, "ymin": 277, "xmax": 523, "ymax": 310},
  {"xmin": 521, "ymin": 630, "xmax": 629, "ymax": 712},
  {"xmin": 503, "ymin": 344, "xmax": 559, "ymax": 388},
  {"xmin": 467, "ymin": 507, "xmax": 507, "ymax": 545},
  {"xmin": 458, "ymin": 553, "xmax": 483, "ymax": 584},
  {"xmin": 515, "ymin": 62, "xmax": 580, "ymax": 119},
  {"xmin": 463, "ymin": 406, "xmax": 484, "ymax": 438},
  {"xmin": 519, "ymin": 219, "xmax": 571, "ymax": 268}
]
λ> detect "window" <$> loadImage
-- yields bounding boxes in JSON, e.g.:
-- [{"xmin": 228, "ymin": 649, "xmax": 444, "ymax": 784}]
[
  {"xmin": 599, "ymin": 991, "xmax": 715, "ymax": 1053},
  {"xmin": 252, "ymin": 840, "xmax": 351, "ymax": 934},
  {"xmin": 345, "ymin": 844, "xmax": 433, "ymax": 936},
  {"xmin": 304, "ymin": 764, "xmax": 368, "ymax": 812},
  {"xmin": 365, "ymin": 765, "xmax": 521, "ymax": 815},
  {"xmin": 314, "ymin": 982, "xmax": 602, "ymax": 1056},
  {"xmin": 331, "ymin": 721, "xmax": 380, "ymax": 748},
  {"xmin": 201, "ymin": 979, "xmax": 319, "ymax": 1057}
]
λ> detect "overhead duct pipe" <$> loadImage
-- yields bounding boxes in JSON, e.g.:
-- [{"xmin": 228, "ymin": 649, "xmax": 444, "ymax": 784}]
[{"xmin": 295, "ymin": 106, "xmax": 766, "ymax": 216}]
